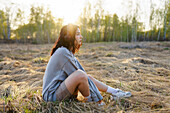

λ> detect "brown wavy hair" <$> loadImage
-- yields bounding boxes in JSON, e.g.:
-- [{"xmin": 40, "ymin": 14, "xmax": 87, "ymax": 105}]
[{"xmin": 50, "ymin": 24, "xmax": 81, "ymax": 56}]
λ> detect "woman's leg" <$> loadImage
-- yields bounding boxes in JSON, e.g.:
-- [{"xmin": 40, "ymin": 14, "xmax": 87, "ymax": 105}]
[
  {"xmin": 88, "ymin": 75, "xmax": 119, "ymax": 93},
  {"xmin": 88, "ymin": 75, "xmax": 108, "ymax": 92},
  {"xmin": 88, "ymin": 75, "xmax": 132, "ymax": 99},
  {"xmin": 64, "ymin": 69, "xmax": 90, "ymax": 97}
]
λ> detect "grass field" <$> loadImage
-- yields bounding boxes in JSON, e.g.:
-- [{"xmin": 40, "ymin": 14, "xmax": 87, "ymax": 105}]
[{"xmin": 0, "ymin": 42, "xmax": 170, "ymax": 112}]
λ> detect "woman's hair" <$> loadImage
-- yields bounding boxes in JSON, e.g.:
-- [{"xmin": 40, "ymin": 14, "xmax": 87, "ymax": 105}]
[{"xmin": 50, "ymin": 24, "xmax": 80, "ymax": 56}]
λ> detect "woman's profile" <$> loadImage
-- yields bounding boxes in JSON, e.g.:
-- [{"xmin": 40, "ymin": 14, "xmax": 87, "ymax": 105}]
[{"xmin": 42, "ymin": 24, "xmax": 131, "ymax": 105}]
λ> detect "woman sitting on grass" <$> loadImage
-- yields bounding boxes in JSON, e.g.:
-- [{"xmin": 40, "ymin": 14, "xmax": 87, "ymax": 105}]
[{"xmin": 42, "ymin": 24, "xmax": 131, "ymax": 105}]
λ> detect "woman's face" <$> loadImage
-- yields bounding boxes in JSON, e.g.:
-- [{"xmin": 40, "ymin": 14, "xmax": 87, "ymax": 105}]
[{"xmin": 75, "ymin": 28, "xmax": 83, "ymax": 46}]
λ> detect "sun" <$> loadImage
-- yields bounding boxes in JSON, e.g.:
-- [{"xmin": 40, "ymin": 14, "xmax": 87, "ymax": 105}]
[
  {"xmin": 62, "ymin": 13, "xmax": 79, "ymax": 25},
  {"xmin": 49, "ymin": 0, "xmax": 82, "ymax": 25}
]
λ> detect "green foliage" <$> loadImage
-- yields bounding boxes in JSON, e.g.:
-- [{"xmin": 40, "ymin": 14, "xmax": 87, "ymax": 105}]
[
  {"xmin": 0, "ymin": 1, "xmax": 170, "ymax": 43},
  {"xmin": 164, "ymin": 47, "xmax": 169, "ymax": 50},
  {"xmin": 166, "ymin": 2, "xmax": 170, "ymax": 39},
  {"xmin": 78, "ymin": 0, "xmax": 170, "ymax": 42},
  {"xmin": 12, "ymin": 5, "xmax": 63, "ymax": 44},
  {"xmin": 0, "ymin": 10, "xmax": 8, "ymax": 40}
]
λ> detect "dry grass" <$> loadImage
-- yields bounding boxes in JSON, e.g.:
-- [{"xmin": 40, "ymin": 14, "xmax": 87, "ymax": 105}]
[{"xmin": 0, "ymin": 42, "xmax": 170, "ymax": 112}]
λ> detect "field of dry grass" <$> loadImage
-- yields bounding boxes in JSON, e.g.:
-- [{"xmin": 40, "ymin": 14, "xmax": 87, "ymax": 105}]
[{"xmin": 0, "ymin": 42, "xmax": 170, "ymax": 112}]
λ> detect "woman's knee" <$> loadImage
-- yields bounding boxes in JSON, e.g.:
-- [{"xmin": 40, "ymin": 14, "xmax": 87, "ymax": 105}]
[{"xmin": 74, "ymin": 69, "xmax": 88, "ymax": 81}]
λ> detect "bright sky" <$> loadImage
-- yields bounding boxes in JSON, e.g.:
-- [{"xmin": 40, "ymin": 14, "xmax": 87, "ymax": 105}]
[{"xmin": 0, "ymin": 0, "xmax": 164, "ymax": 30}]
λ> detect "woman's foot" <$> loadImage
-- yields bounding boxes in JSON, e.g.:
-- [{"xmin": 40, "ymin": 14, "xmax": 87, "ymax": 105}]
[{"xmin": 98, "ymin": 100, "xmax": 106, "ymax": 106}]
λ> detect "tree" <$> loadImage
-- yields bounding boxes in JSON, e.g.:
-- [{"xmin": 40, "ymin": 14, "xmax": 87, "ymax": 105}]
[
  {"xmin": 94, "ymin": 0, "xmax": 104, "ymax": 42},
  {"xmin": 149, "ymin": 0, "xmax": 155, "ymax": 40},
  {"xmin": 86, "ymin": 2, "xmax": 92, "ymax": 42},
  {"xmin": 155, "ymin": 8, "xmax": 163, "ymax": 41},
  {"xmin": 14, "ymin": 8, "xmax": 26, "ymax": 42},
  {"xmin": 163, "ymin": 0, "xmax": 169, "ymax": 40},
  {"xmin": 0, "ymin": 10, "xmax": 7, "ymax": 40},
  {"xmin": 112, "ymin": 14, "xmax": 119, "ymax": 41},
  {"xmin": 43, "ymin": 8, "xmax": 57, "ymax": 43},
  {"xmin": 55, "ymin": 18, "xmax": 63, "ymax": 42},
  {"xmin": 103, "ymin": 14, "xmax": 111, "ymax": 41},
  {"xmin": 123, "ymin": 0, "xmax": 133, "ymax": 42},
  {"xmin": 166, "ymin": 1, "xmax": 170, "ymax": 40},
  {"xmin": 5, "ymin": 7, "xmax": 11, "ymax": 40},
  {"xmin": 29, "ymin": 5, "xmax": 44, "ymax": 43}
]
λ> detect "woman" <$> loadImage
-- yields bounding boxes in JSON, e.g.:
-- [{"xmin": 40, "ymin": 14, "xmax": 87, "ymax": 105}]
[{"xmin": 42, "ymin": 24, "xmax": 131, "ymax": 104}]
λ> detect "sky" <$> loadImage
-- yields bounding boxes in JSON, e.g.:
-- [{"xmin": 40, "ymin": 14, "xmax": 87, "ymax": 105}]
[{"xmin": 0, "ymin": 0, "xmax": 164, "ymax": 30}]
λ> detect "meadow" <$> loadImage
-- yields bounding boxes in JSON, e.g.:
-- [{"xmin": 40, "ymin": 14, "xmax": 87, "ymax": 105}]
[{"xmin": 0, "ymin": 42, "xmax": 170, "ymax": 112}]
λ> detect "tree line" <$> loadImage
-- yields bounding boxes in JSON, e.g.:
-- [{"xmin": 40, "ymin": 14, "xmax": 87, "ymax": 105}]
[
  {"xmin": 79, "ymin": 0, "xmax": 170, "ymax": 42},
  {"xmin": 0, "ymin": 0, "xmax": 169, "ymax": 44},
  {"xmin": 0, "ymin": 6, "xmax": 63, "ymax": 44}
]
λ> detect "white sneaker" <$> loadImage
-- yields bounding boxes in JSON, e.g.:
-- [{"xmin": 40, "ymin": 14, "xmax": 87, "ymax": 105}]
[{"xmin": 111, "ymin": 90, "xmax": 131, "ymax": 100}]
